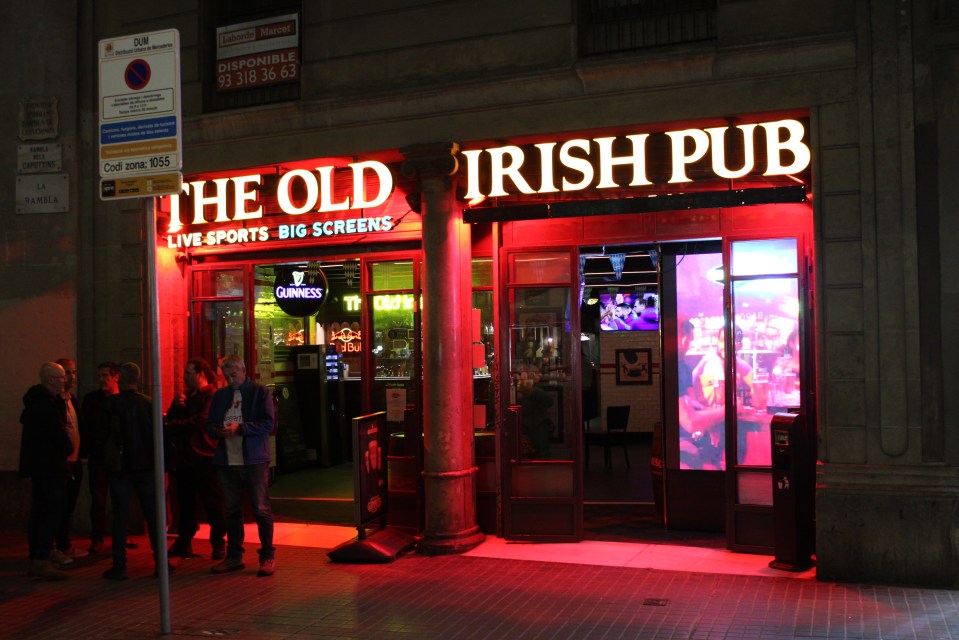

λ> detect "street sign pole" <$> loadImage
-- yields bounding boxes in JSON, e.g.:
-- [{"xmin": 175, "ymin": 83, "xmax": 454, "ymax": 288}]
[{"xmin": 147, "ymin": 196, "xmax": 171, "ymax": 636}]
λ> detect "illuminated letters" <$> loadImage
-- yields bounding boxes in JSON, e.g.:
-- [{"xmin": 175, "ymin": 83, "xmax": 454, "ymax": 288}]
[
  {"xmin": 761, "ymin": 119, "xmax": 811, "ymax": 176},
  {"xmin": 460, "ymin": 118, "xmax": 810, "ymax": 200},
  {"xmin": 706, "ymin": 124, "xmax": 757, "ymax": 179},
  {"xmin": 594, "ymin": 135, "xmax": 651, "ymax": 188},
  {"xmin": 168, "ymin": 160, "xmax": 394, "ymax": 232}
]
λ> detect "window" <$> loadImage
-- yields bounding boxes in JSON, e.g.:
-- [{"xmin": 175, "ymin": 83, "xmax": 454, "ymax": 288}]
[{"xmin": 579, "ymin": 0, "xmax": 716, "ymax": 56}]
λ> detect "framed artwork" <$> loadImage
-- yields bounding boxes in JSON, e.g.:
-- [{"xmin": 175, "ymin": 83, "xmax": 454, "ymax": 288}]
[{"xmin": 616, "ymin": 348, "xmax": 652, "ymax": 385}]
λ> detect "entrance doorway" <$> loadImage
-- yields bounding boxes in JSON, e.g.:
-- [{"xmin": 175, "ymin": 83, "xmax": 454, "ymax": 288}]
[{"xmin": 579, "ymin": 244, "xmax": 675, "ymax": 541}]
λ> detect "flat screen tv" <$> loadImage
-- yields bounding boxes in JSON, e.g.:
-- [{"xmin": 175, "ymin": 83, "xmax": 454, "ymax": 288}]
[{"xmin": 598, "ymin": 293, "xmax": 659, "ymax": 331}]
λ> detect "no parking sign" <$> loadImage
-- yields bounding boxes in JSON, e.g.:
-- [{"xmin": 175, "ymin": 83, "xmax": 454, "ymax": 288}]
[{"xmin": 98, "ymin": 29, "xmax": 182, "ymax": 199}]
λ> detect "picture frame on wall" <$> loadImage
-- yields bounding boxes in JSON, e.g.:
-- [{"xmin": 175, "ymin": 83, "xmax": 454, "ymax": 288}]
[{"xmin": 616, "ymin": 348, "xmax": 652, "ymax": 385}]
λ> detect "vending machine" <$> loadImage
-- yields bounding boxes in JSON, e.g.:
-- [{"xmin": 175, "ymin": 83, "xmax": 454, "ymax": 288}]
[{"xmin": 323, "ymin": 344, "xmax": 350, "ymax": 466}]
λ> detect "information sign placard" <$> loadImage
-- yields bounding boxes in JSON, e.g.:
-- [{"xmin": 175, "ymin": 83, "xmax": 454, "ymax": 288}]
[{"xmin": 98, "ymin": 29, "xmax": 182, "ymax": 199}]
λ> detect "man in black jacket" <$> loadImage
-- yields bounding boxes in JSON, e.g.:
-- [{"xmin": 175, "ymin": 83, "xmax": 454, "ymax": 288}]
[
  {"xmin": 19, "ymin": 362, "xmax": 74, "ymax": 580},
  {"xmin": 97, "ymin": 362, "xmax": 165, "ymax": 580},
  {"xmin": 165, "ymin": 358, "xmax": 226, "ymax": 560},
  {"xmin": 79, "ymin": 361, "xmax": 119, "ymax": 554}
]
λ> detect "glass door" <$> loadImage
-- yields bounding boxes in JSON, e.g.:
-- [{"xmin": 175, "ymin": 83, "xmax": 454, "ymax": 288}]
[
  {"xmin": 726, "ymin": 238, "xmax": 804, "ymax": 553},
  {"xmin": 501, "ymin": 250, "xmax": 581, "ymax": 541},
  {"xmin": 661, "ymin": 242, "xmax": 727, "ymax": 531},
  {"xmin": 190, "ymin": 268, "xmax": 248, "ymax": 388},
  {"xmin": 366, "ymin": 257, "xmax": 423, "ymax": 530}
]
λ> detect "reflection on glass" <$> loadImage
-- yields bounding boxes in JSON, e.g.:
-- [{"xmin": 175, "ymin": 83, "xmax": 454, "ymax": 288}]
[
  {"xmin": 472, "ymin": 290, "xmax": 494, "ymax": 430},
  {"xmin": 193, "ymin": 269, "xmax": 244, "ymax": 297},
  {"xmin": 730, "ymin": 238, "xmax": 797, "ymax": 276},
  {"xmin": 733, "ymin": 277, "xmax": 800, "ymax": 467},
  {"xmin": 194, "ymin": 300, "xmax": 245, "ymax": 385},
  {"xmin": 370, "ymin": 261, "xmax": 413, "ymax": 290},
  {"xmin": 674, "ymin": 241, "xmax": 802, "ymax": 472},
  {"xmin": 676, "ymin": 254, "xmax": 726, "ymax": 470},
  {"xmin": 508, "ymin": 287, "xmax": 573, "ymax": 460},
  {"xmin": 510, "ymin": 252, "xmax": 570, "ymax": 284}
]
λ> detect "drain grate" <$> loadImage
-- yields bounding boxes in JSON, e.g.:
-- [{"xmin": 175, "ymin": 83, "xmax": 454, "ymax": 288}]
[{"xmin": 643, "ymin": 598, "xmax": 670, "ymax": 606}]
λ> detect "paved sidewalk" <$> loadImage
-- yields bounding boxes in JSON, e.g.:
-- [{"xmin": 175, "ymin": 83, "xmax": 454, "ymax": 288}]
[{"xmin": 2, "ymin": 527, "xmax": 958, "ymax": 639}]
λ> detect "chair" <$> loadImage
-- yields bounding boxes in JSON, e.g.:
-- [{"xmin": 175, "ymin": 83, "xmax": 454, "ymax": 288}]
[
  {"xmin": 582, "ymin": 388, "xmax": 600, "ymax": 468},
  {"xmin": 602, "ymin": 405, "xmax": 631, "ymax": 469}
]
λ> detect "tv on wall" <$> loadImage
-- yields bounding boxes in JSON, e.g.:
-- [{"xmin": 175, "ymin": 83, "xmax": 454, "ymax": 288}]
[{"xmin": 598, "ymin": 293, "xmax": 659, "ymax": 331}]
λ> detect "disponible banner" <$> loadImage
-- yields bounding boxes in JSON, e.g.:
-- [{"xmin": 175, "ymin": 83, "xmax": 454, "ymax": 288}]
[{"xmin": 216, "ymin": 13, "xmax": 299, "ymax": 92}]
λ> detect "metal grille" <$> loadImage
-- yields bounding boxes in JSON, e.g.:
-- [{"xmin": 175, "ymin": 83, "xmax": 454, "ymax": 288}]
[{"xmin": 579, "ymin": 0, "xmax": 717, "ymax": 56}]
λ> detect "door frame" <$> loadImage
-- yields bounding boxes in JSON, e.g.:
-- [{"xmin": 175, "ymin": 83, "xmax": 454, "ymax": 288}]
[{"xmin": 499, "ymin": 247, "xmax": 583, "ymax": 542}]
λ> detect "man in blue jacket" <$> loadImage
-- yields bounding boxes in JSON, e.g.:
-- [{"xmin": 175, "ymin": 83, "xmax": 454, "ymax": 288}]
[{"xmin": 206, "ymin": 355, "xmax": 276, "ymax": 577}]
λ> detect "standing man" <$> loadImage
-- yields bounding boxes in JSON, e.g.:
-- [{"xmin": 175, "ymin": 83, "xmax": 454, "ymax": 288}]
[
  {"xmin": 206, "ymin": 355, "xmax": 276, "ymax": 577},
  {"xmin": 52, "ymin": 357, "xmax": 84, "ymax": 566},
  {"xmin": 97, "ymin": 362, "xmax": 164, "ymax": 580},
  {"xmin": 79, "ymin": 361, "xmax": 119, "ymax": 554},
  {"xmin": 19, "ymin": 362, "xmax": 74, "ymax": 580},
  {"xmin": 165, "ymin": 358, "xmax": 226, "ymax": 560}
]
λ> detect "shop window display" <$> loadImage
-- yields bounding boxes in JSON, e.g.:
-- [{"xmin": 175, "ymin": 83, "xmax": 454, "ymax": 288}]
[{"xmin": 675, "ymin": 242, "xmax": 800, "ymax": 472}]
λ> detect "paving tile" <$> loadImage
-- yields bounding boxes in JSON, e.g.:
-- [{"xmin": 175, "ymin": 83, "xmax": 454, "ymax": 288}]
[{"xmin": 1, "ymin": 529, "xmax": 958, "ymax": 639}]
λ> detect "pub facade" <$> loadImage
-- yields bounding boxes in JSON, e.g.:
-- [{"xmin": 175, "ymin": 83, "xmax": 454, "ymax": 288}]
[{"xmin": 3, "ymin": 0, "xmax": 957, "ymax": 587}]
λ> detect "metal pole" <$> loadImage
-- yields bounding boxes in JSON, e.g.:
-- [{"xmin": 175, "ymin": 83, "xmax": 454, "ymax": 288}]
[{"xmin": 147, "ymin": 197, "xmax": 172, "ymax": 634}]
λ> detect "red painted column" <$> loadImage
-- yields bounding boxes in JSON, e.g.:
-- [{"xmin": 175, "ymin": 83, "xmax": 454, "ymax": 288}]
[{"xmin": 402, "ymin": 143, "xmax": 485, "ymax": 554}]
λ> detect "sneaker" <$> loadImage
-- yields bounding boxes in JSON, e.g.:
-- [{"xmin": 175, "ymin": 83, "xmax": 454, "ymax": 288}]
[
  {"xmin": 257, "ymin": 558, "xmax": 275, "ymax": 577},
  {"xmin": 168, "ymin": 542, "xmax": 196, "ymax": 558},
  {"xmin": 102, "ymin": 565, "xmax": 128, "ymax": 581},
  {"xmin": 210, "ymin": 557, "xmax": 244, "ymax": 574},
  {"xmin": 63, "ymin": 546, "xmax": 89, "ymax": 559},
  {"xmin": 211, "ymin": 543, "xmax": 226, "ymax": 560},
  {"xmin": 29, "ymin": 559, "xmax": 67, "ymax": 581},
  {"xmin": 49, "ymin": 549, "xmax": 75, "ymax": 569}
]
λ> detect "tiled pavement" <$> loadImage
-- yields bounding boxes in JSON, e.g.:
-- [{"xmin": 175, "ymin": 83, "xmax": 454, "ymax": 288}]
[{"xmin": 2, "ymin": 525, "xmax": 959, "ymax": 639}]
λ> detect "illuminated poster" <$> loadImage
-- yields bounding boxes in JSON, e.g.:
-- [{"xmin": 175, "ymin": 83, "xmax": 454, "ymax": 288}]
[{"xmin": 352, "ymin": 413, "xmax": 388, "ymax": 527}]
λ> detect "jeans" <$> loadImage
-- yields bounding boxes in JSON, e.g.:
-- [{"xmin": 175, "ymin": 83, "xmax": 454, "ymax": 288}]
[
  {"xmin": 173, "ymin": 459, "xmax": 226, "ymax": 548},
  {"xmin": 107, "ymin": 469, "xmax": 159, "ymax": 568},
  {"xmin": 217, "ymin": 462, "xmax": 274, "ymax": 561},
  {"xmin": 28, "ymin": 473, "xmax": 64, "ymax": 560},
  {"xmin": 56, "ymin": 460, "xmax": 83, "ymax": 551},
  {"xmin": 87, "ymin": 460, "xmax": 109, "ymax": 545}
]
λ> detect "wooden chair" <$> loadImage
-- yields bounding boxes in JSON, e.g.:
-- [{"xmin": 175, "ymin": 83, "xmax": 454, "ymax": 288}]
[{"xmin": 603, "ymin": 405, "xmax": 631, "ymax": 469}]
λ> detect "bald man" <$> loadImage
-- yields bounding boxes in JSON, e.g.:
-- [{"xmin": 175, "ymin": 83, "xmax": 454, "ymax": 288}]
[{"xmin": 19, "ymin": 362, "xmax": 75, "ymax": 580}]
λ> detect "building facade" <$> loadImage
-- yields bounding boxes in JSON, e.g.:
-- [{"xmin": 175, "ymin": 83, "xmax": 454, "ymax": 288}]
[{"xmin": 2, "ymin": 0, "xmax": 958, "ymax": 586}]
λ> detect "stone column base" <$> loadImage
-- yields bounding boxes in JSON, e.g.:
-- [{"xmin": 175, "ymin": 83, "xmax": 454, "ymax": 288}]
[
  {"xmin": 817, "ymin": 463, "xmax": 959, "ymax": 587},
  {"xmin": 419, "ymin": 525, "xmax": 486, "ymax": 556}
]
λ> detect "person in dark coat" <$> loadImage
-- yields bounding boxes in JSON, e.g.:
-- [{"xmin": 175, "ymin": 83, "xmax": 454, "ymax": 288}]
[
  {"xmin": 97, "ymin": 362, "xmax": 165, "ymax": 580},
  {"xmin": 19, "ymin": 362, "xmax": 74, "ymax": 580},
  {"xmin": 51, "ymin": 357, "xmax": 83, "ymax": 566},
  {"xmin": 165, "ymin": 357, "xmax": 226, "ymax": 560},
  {"xmin": 79, "ymin": 361, "xmax": 119, "ymax": 554}
]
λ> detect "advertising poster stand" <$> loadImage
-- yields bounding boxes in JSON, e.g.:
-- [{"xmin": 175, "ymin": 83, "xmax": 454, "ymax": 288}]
[{"xmin": 327, "ymin": 412, "xmax": 418, "ymax": 563}]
